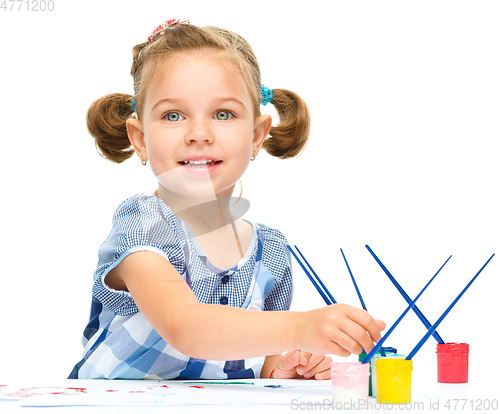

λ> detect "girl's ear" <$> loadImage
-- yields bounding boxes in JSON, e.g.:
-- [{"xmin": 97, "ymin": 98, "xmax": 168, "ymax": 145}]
[
  {"xmin": 126, "ymin": 118, "xmax": 148, "ymax": 162},
  {"xmin": 253, "ymin": 114, "xmax": 272, "ymax": 154}
]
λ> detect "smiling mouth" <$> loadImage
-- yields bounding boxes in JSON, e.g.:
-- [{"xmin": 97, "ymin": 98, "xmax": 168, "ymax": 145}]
[{"xmin": 180, "ymin": 160, "xmax": 222, "ymax": 167}]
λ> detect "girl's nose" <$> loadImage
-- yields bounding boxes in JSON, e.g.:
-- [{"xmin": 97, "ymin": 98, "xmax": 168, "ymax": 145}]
[{"xmin": 185, "ymin": 117, "xmax": 214, "ymax": 145}]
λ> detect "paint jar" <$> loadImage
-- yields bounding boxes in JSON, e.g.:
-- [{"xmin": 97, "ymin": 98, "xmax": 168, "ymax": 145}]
[
  {"xmin": 369, "ymin": 353, "xmax": 406, "ymax": 398},
  {"xmin": 358, "ymin": 347, "xmax": 398, "ymax": 396},
  {"xmin": 376, "ymin": 358, "xmax": 412, "ymax": 404},
  {"xmin": 436, "ymin": 342, "xmax": 469, "ymax": 383},
  {"xmin": 331, "ymin": 362, "xmax": 369, "ymax": 409}
]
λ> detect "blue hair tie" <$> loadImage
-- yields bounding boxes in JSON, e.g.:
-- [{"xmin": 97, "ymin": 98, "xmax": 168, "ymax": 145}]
[
  {"xmin": 131, "ymin": 99, "xmax": 136, "ymax": 112},
  {"xmin": 261, "ymin": 85, "xmax": 273, "ymax": 106}
]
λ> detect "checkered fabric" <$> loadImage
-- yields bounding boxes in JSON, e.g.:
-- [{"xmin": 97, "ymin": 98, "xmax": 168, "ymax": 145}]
[{"xmin": 69, "ymin": 194, "xmax": 293, "ymax": 380}]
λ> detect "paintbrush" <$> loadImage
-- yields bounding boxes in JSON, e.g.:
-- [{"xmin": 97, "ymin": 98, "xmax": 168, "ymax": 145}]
[
  {"xmin": 406, "ymin": 254, "xmax": 494, "ymax": 360},
  {"xmin": 361, "ymin": 255, "xmax": 452, "ymax": 363},
  {"xmin": 287, "ymin": 245, "xmax": 335, "ymax": 305},
  {"xmin": 366, "ymin": 245, "xmax": 446, "ymax": 344},
  {"xmin": 341, "ymin": 248, "xmax": 386, "ymax": 357}
]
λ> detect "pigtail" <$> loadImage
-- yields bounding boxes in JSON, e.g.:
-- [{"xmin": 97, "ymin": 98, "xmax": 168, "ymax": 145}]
[
  {"xmin": 87, "ymin": 93, "xmax": 135, "ymax": 163},
  {"xmin": 264, "ymin": 89, "xmax": 310, "ymax": 159}
]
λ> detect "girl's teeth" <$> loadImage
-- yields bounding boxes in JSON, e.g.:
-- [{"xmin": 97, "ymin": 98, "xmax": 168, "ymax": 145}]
[{"xmin": 184, "ymin": 160, "xmax": 217, "ymax": 167}]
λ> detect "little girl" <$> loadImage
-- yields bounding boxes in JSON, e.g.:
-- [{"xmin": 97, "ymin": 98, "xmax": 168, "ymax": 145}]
[{"xmin": 69, "ymin": 20, "xmax": 385, "ymax": 381}]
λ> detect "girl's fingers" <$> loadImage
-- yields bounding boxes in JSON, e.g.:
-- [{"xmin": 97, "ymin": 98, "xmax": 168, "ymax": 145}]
[
  {"xmin": 301, "ymin": 355, "xmax": 327, "ymax": 377},
  {"xmin": 345, "ymin": 306, "xmax": 384, "ymax": 343},
  {"xmin": 375, "ymin": 319, "xmax": 386, "ymax": 332},
  {"xmin": 301, "ymin": 304, "xmax": 385, "ymax": 357},
  {"xmin": 296, "ymin": 353, "xmax": 323, "ymax": 375},
  {"xmin": 304, "ymin": 356, "xmax": 333, "ymax": 380},
  {"xmin": 339, "ymin": 319, "xmax": 376, "ymax": 355},
  {"xmin": 278, "ymin": 350, "xmax": 300, "ymax": 372},
  {"xmin": 326, "ymin": 329, "xmax": 359, "ymax": 357},
  {"xmin": 327, "ymin": 306, "xmax": 385, "ymax": 355},
  {"xmin": 314, "ymin": 367, "xmax": 332, "ymax": 380},
  {"xmin": 298, "ymin": 350, "xmax": 312, "ymax": 366}
]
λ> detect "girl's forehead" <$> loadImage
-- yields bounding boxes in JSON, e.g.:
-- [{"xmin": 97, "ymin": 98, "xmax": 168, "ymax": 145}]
[
  {"xmin": 152, "ymin": 50, "xmax": 242, "ymax": 86},
  {"xmin": 145, "ymin": 50, "xmax": 251, "ymax": 102}
]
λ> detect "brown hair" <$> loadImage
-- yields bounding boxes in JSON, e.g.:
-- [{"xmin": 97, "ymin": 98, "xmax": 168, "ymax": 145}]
[{"xmin": 87, "ymin": 23, "xmax": 311, "ymax": 163}]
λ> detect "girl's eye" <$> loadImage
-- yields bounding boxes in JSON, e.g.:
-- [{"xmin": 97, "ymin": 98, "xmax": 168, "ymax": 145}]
[
  {"xmin": 165, "ymin": 112, "xmax": 184, "ymax": 122},
  {"xmin": 215, "ymin": 111, "xmax": 233, "ymax": 121}
]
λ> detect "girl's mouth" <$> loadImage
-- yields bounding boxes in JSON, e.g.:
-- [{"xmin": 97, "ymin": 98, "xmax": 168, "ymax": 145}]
[{"xmin": 179, "ymin": 159, "xmax": 222, "ymax": 168}]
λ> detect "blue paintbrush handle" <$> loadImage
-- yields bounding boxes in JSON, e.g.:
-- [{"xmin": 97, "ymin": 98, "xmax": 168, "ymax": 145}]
[
  {"xmin": 406, "ymin": 253, "xmax": 495, "ymax": 360},
  {"xmin": 287, "ymin": 245, "xmax": 332, "ymax": 306},
  {"xmin": 340, "ymin": 248, "xmax": 367, "ymax": 310},
  {"xmin": 295, "ymin": 245, "xmax": 337, "ymax": 304},
  {"xmin": 366, "ymin": 245, "xmax": 446, "ymax": 344},
  {"xmin": 361, "ymin": 254, "xmax": 451, "ymax": 363},
  {"xmin": 341, "ymin": 248, "xmax": 385, "ymax": 356}
]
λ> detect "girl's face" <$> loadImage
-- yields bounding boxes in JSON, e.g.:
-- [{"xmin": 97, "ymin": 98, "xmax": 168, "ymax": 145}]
[{"xmin": 128, "ymin": 50, "xmax": 271, "ymax": 199}]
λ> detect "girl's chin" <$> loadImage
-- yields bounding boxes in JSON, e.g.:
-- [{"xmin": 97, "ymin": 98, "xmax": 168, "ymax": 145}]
[{"xmin": 155, "ymin": 166, "xmax": 238, "ymax": 199}]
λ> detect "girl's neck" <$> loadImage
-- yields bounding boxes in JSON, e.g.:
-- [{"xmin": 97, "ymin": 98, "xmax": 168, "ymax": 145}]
[{"xmin": 155, "ymin": 185, "xmax": 237, "ymax": 236}]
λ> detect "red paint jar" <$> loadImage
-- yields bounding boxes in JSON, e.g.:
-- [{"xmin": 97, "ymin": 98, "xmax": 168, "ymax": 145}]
[{"xmin": 436, "ymin": 342, "xmax": 469, "ymax": 383}]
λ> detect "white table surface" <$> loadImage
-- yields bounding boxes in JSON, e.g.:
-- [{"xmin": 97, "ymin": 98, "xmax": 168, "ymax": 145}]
[{"xmin": 1, "ymin": 367, "xmax": 498, "ymax": 414}]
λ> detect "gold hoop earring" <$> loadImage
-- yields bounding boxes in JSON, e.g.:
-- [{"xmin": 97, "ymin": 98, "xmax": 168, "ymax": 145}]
[
  {"xmin": 250, "ymin": 150, "xmax": 256, "ymax": 161},
  {"xmin": 140, "ymin": 155, "xmax": 147, "ymax": 166}
]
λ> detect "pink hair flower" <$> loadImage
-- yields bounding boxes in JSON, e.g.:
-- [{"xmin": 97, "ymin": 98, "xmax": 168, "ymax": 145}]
[{"xmin": 147, "ymin": 19, "xmax": 189, "ymax": 43}]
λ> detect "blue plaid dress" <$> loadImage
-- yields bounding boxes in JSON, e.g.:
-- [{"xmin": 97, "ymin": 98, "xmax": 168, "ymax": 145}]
[{"xmin": 69, "ymin": 194, "xmax": 293, "ymax": 380}]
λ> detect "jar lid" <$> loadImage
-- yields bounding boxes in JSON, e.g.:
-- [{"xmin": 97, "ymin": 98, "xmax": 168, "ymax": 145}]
[
  {"xmin": 436, "ymin": 342, "xmax": 469, "ymax": 354},
  {"xmin": 330, "ymin": 362, "xmax": 370, "ymax": 376},
  {"xmin": 375, "ymin": 358, "xmax": 413, "ymax": 372},
  {"xmin": 359, "ymin": 346, "xmax": 397, "ymax": 359}
]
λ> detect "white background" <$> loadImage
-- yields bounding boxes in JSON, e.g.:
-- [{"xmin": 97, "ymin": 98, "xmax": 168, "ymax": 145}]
[{"xmin": 0, "ymin": 0, "xmax": 499, "ymax": 393}]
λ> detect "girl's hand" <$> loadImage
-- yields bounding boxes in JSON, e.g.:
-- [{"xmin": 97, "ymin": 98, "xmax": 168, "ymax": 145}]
[
  {"xmin": 271, "ymin": 350, "xmax": 332, "ymax": 380},
  {"xmin": 298, "ymin": 304, "xmax": 386, "ymax": 357}
]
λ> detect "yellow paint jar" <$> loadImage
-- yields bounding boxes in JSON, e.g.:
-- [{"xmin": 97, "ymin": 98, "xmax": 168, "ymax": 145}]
[
  {"xmin": 370, "ymin": 353, "xmax": 406, "ymax": 398},
  {"xmin": 375, "ymin": 358, "xmax": 412, "ymax": 404}
]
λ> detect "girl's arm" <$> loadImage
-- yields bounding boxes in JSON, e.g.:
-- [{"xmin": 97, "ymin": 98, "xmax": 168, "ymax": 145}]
[{"xmin": 111, "ymin": 251, "xmax": 384, "ymax": 360}]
